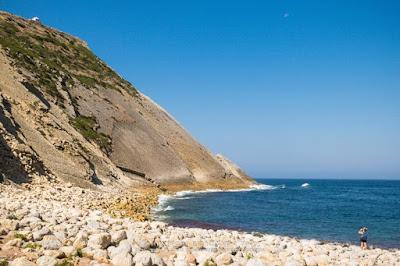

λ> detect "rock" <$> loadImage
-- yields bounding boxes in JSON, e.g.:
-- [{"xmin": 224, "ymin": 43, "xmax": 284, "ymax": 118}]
[
  {"xmin": 73, "ymin": 230, "xmax": 88, "ymax": 248},
  {"xmin": 42, "ymin": 249, "xmax": 64, "ymax": 259},
  {"xmin": 136, "ymin": 238, "xmax": 151, "ymax": 250},
  {"xmin": 0, "ymin": 218, "xmax": 19, "ymax": 231},
  {"xmin": 151, "ymin": 254, "xmax": 167, "ymax": 266},
  {"xmin": 285, "ymin": 258, "xmax": 305, "ymax": 266},
  {"xmin": 172, "ymin": 240, "xmax": 185, "ymax": 249},
  {"xmin": 186, "ymin": 239, "xmax": 204, "ymax": 250},
  {"xmin": 134, "ymin": 250, "xmax": 152, "ymax": 266},
  {"xmin": 36, "ymin": 256, "xmax": 58, "ymax": 266},
  {"xmin": 304, "ymin": 256, "xmax": 318, "ymax": 266},
  {"xmin": 5, "ymin": 238, "xmax": 22, "ymax": 247},
  {"xmin": 112, "ymin": 253, "xmax": 134, "ymax": 266},
  {"xmin": 205, "ymin": 243, "xmax": 218, "ymax": 252},
  {"xmin": 92, "ymin": 248, "xmax": 109, "ymax": 262},
  {"xmin": 33, "ymin": 227, "xmax": 51, "ymax": 241},
  {"xmin": 0, "ymin": 228, "xmax": 8, "ymax": 235},
  {"xmin": 87, "ymin": 233, "xmax": 111, "ymax": 249},
  {"xmin": 20, "ymin": 216, "xmax": 41, "ymax": 228},
  {"xmin": 109, "ymin": 240, "xmax": 133, "ymax": 259},
  {"xmin": 216, "ymin": 253, "xmax": 233, "ymax": 265},
  {"xmin": 9, "ymin": 257, "xmax": 36, "ymax": 266},
  {"xmin": 53, "ymin": 230, "xmax": 67, "ymax": 243},
  {"xmin": 41, "ymin": 235, "xmax": 63, "ymax": 250},
  {"xmin": 194, "ymin": 251, "xmax": 215, "ymax": 266},
  {"xmin": 43, "ymin": 249, "xmax": 65, "ymax": 258},
  {"xmin": 174, "ymin": 260, "xmax": 190, "ymax": 266},
  {"xmin": 15, "ymin": 208, "xmax": 29, "ymax": 219},
  {"xmin": 315, "ymin": 254, "xmax": 329, "ymax": 265},
  {"xmin": 246, "ymin": 258, "xmax": 268, "ymax": 266},
  {"xmin": 185, "ymin": 253, "xmax": 197, "ymax": 264},
  {"xmin": 59, "ymin": 246, "xmax": 76, "ymax": 257},
  {"xmin": 111, "ymin": 230, "xmax": 127, "ymax": 244}
]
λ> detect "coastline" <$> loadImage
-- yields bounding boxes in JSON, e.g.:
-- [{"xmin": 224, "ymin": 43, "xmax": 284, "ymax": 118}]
[
  {"xmin": 152, "ymin": 184, "xmax": 399, "ymax": 250},
  {"xmin": 1, "ymin": 182, "xmax": 399, "ymax": 265}
]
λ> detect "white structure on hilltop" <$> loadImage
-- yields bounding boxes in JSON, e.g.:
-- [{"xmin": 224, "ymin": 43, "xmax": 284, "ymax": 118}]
[{"xmin": 31, "ymin": 16, "xmax": 40, "ymax": 22}]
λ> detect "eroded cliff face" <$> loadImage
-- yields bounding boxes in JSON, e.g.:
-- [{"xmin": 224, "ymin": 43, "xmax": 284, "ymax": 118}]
[{"xmin": 0, "ymin": 11, "xmax": 254, "ymax": 190}]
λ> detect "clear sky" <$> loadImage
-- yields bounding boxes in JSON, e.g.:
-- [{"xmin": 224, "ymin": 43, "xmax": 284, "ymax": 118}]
[{"xmin": 1, "ymin": 1, "xmax": 399, "ymax": 179}]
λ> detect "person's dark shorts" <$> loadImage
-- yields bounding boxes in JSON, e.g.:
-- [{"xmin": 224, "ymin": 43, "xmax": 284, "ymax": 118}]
[{"xmin": 360, "ymin": 237, "xmax": 367, "ymax": 243}]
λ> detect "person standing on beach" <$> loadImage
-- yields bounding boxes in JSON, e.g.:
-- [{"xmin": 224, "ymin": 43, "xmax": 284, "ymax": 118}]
[{"xmin": 358, "ymin": 227, "xmax": 368, "ymax": 249}]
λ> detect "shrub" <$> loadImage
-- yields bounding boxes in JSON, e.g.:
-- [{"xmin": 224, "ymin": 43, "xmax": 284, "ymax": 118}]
[
  {"xmin": 55, "ymin": 259, "xmax": 74, "ymax": 266},
  {"xmin": 23, "ymin": 242, "xmax": 42, "ymax": 249},
  {"xmin": 203, "ymin": 259, "xmax": 217, "ymax": 266},
  {"xmin": 6, "ymin": 213, "xmax": 17, "ymax": 220},
  {"xmin": 14, "ymin": 233, "xmax": 27, "ymax": 241},
  {"xmin": 245, "ymin": 252, "xmax": 253, "ymax": 260},
  {"xmin": 76, "ymin": 247, "xmax": 83, "ymax": 257}
]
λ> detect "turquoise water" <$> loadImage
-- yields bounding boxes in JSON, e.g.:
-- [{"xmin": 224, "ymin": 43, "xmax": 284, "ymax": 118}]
[{"xmin": 156, "ymin": 179, "xmax": 400, "ymax": 248}]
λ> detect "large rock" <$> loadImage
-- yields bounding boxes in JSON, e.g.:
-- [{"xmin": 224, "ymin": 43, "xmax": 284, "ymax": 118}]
[
  {"xmin": 112, "ymin": 253, "xmax": 134, "ymax": 266},
  {"xmin": 111, "ymin": 230, "xmax": 127, "ymax": 244},
  {"xmin": 73, "ymin": 230, "xmax": 88, "ymax": 248},
  {"xmin": 285, "ymin": 258, "xmax": 306, "ymax": 266},
  {"xmin": 246, "ymin": 258, "xmax": 268, "ymax": 266},
  {"xmin": 109, "ymin": 240, "xmax": 133, "ymax": 260},
  {"xmin": 36, "ymin": 256, "xmax": 58, "ymax": 266},
  {"xmin": 136, "ymin": 238, "xmax": 151, "ymax": 250},
  {"xmin": 194, "ymin": 251, "xmax": 215, "ymax": 266},
  {"xmin": 134, "ymin": 251, "xmax": 152, "ymax": 266},
  {"xmin": 87, "ymin": 233, "xmax": 111, "ymax": 249},
  {"xmin": 185, "ymin": 253, "xmax": 197, "ymax": 264},
  {"xmin": 150, "ymin": 254, "xmax": 166, "ymax": 266},
  {"xmin": 10, "ymin": 257, "xmax": 36, "ymax": 266},
  {"xmin": 41, "ymin": 235, "xmax": 63, "ymax": 250},
  {"xmin": 0, "ymin": 219, "xmax": 19, "ymax": 231},
  {"xmin": 92, "ymin": 248, "xmax": 109, "ymax": 262},
  {"xmin": 33, "ymin": 227, "xmax": 51, "ymax": 241},
  {"xmin": 59, "ymin": 246, "xmax": 76, "ymax": 257},
  {"xmin": 215, "ymin": 253, "xmax": 233, "ymax": 265},
  {"xmin": 5, "ymin": 238, "xmax": 22, "ymax": 247}
]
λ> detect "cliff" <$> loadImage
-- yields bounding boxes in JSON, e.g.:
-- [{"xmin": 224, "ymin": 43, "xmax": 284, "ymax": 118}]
[{"xmin": 0, "ymin": 11, "xmax": 254, "ymax": 191}]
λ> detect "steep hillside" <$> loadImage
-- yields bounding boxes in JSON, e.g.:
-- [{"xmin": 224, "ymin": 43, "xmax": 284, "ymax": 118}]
[{"xmin": 0, "ymin": 11, "xmax": 254, "ymax": 190}]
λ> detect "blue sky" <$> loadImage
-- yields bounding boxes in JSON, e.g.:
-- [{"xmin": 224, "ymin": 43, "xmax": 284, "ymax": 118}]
[{"xmin": 1, "ymin": 1, "xmax": 399, "ymax": 179}]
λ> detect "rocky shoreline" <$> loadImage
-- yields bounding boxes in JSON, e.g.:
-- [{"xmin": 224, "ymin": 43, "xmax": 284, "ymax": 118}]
[{"xmin": 1, "ymin": 183, "xmax": 399, "ymax": 266}]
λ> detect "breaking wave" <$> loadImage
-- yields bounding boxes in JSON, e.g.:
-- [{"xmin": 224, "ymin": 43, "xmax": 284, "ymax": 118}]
[{"xmin": 153, "ymin": 182, "xmax": 285, "ymax": 216}]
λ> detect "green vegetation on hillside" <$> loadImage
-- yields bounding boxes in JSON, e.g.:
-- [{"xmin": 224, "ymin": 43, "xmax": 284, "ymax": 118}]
[
  {"xmin": 0, "ymin": 14, "xmax": 138, "ymax": 106},
  {"xmin": 0, "ymin": 13, "xmax": 138, "ymax": 151},
  {"xmin": 71, "ymin": 115, "xmax": 111, "ymax": 153}
]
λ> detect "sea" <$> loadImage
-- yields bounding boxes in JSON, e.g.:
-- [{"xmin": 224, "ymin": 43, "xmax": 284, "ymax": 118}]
[{"xmin": 154, "ymin": 179, "xmax": 400, "ymax": 249}]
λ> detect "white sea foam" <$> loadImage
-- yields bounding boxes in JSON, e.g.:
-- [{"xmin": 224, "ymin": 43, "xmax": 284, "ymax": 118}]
[
  {"xmin": 164, "ymin": 206, "xmax": 175, "ymax": 211},
  {"xmin": 153, "ymin": 182, "xmax": 284, "ymax": 214},
  {"xmin": 175, "ymin": 196, "xmax": 194, "ymax": 200},
  {"xmin": 157, "ymin": 194, "xmax": 172, "ymax": 206},
  {"xmin": 175, "ymin": 190, "xmax": 194, "ymax": 197},
  {"xmin": 301, "ymin": 183, "xmax": 310, "ymax": 188},
  {"xmin": 153, "ymin": 204, "xmax": 175, "ymax": 212}
]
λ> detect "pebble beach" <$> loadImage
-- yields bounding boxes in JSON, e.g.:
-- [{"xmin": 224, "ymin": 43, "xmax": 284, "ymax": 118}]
[{"xmin": 0, "ymin": 183, "xmax": 399, "ymax": 266}]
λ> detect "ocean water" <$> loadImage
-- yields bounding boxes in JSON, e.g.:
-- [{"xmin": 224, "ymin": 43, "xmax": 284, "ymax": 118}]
[{"xmin": 155, "ymin": 179, "xmax": 400, "ymax": 248}]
